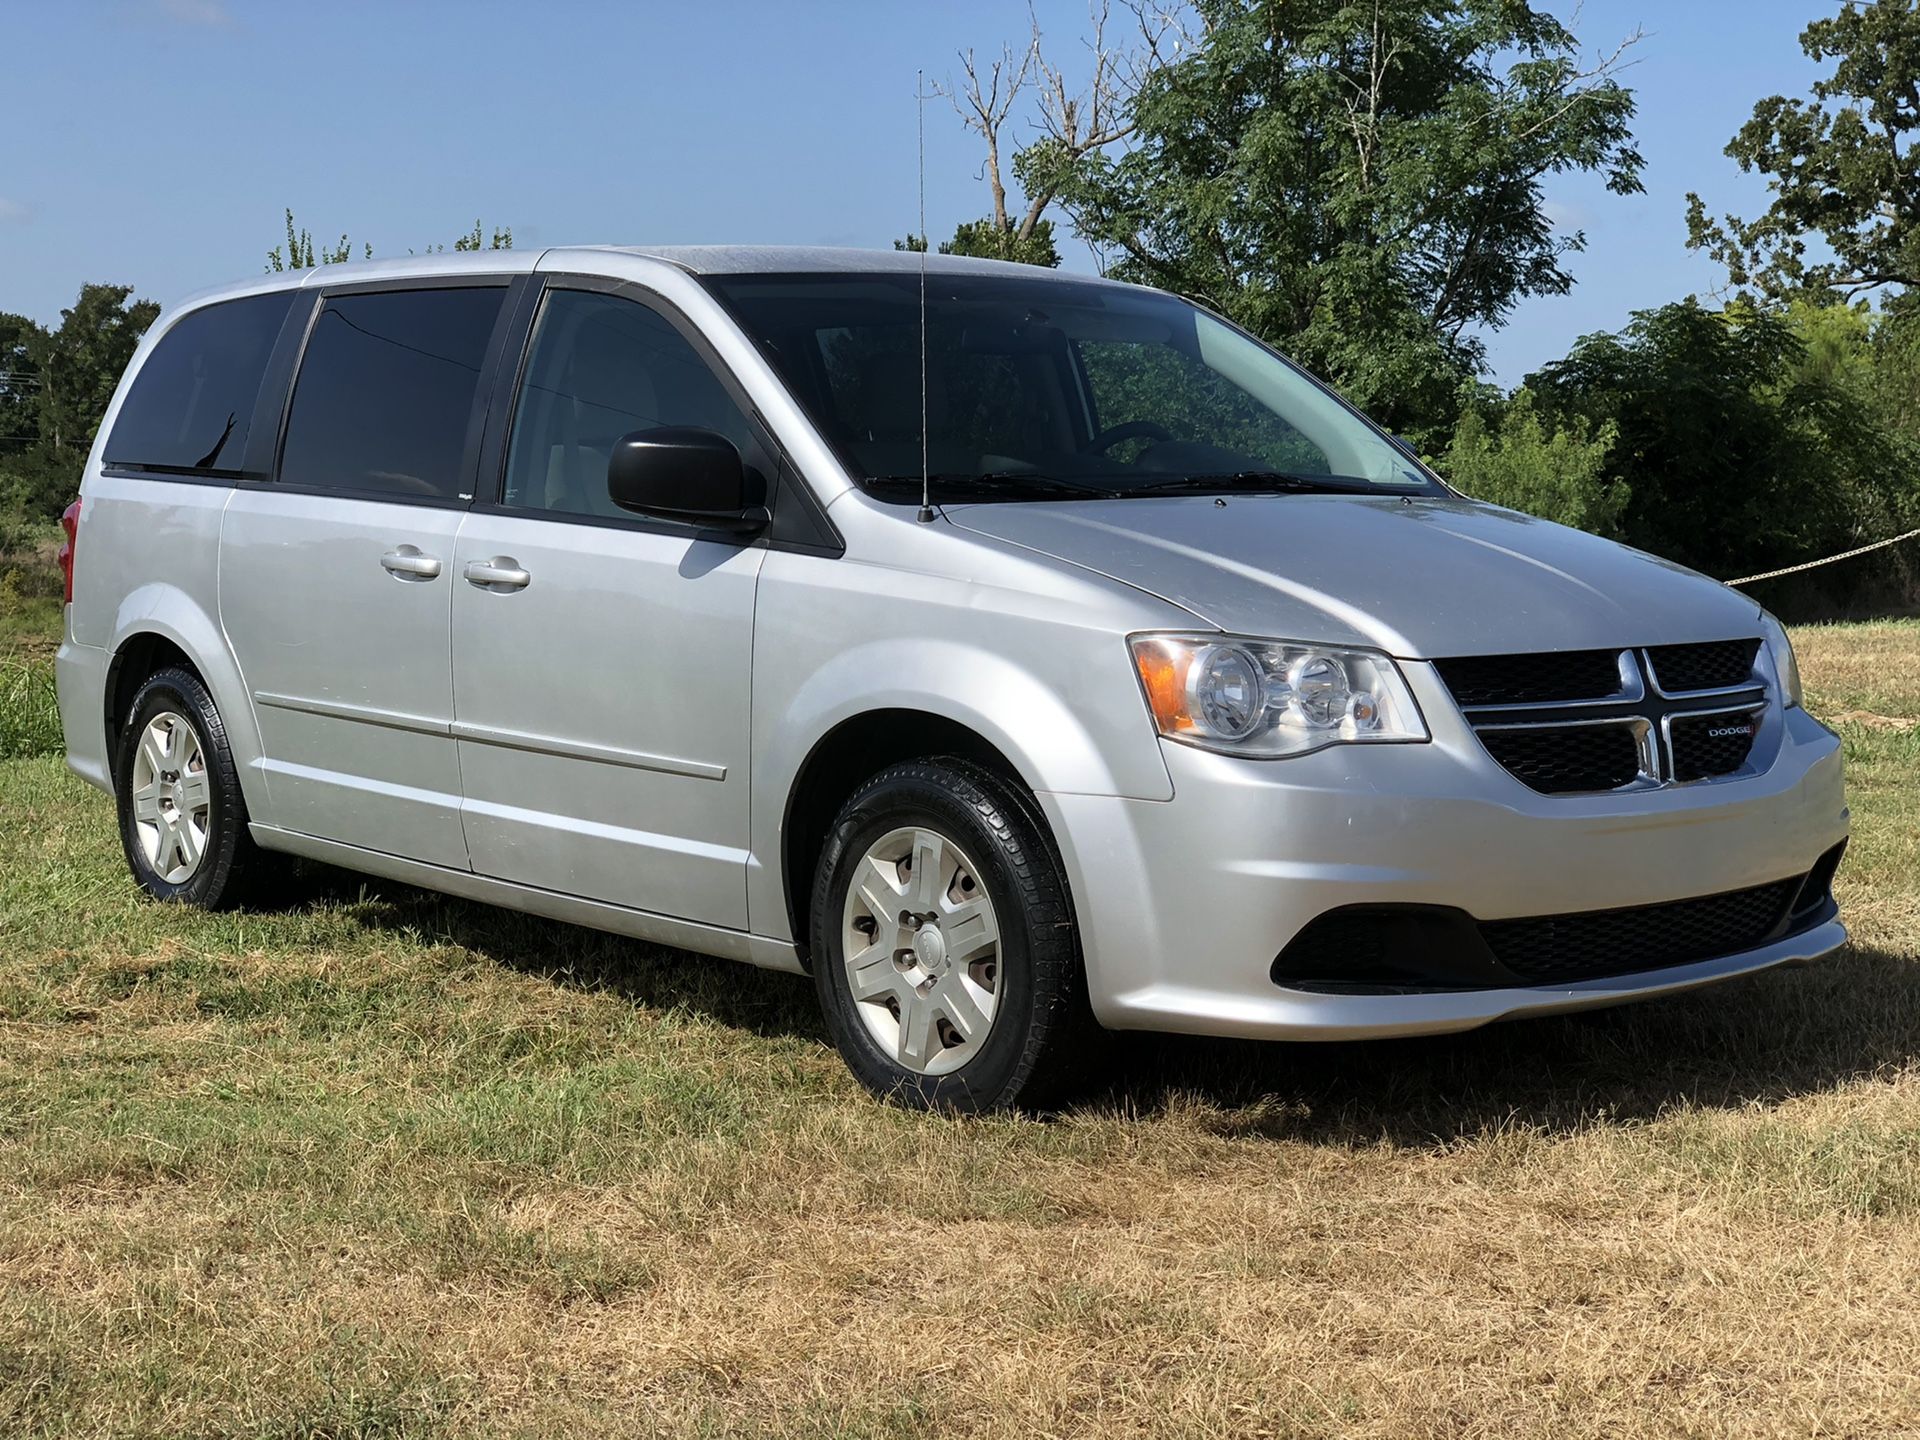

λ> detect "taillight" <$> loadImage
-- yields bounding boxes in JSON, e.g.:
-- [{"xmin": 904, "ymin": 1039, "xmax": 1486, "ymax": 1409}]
[{"xmin": 57, "ymin": 498, "xmax": 81, "ymax": 605}]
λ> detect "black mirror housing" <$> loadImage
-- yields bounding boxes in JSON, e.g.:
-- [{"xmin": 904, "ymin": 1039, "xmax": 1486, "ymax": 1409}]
[{"xmin": 607, "ymin": 427, "xmax": 767, "ymax": 533}]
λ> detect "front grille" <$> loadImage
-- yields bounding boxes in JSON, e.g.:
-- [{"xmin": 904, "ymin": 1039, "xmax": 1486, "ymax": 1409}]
[
  {"xmin": 1438, "ymin": 643, "xmax": 1771, "ymax": 795},
  {"xmin": 1647, "ymin": 639, "xmax": 1760, "ymax": 693},
  {"xmin": 1670, "ymin": 708, "xmax": 1762, "ymax": 782},
  {"xmin": 1482, "ymin": 877, "xmax": 1801, "ymax": 985},
  {"xmin": 1479, "ymin": 723, "xmax": 1642, "ymax": 794},
  {"xmin": 1433, "ymin": 649, "xmax": 1621, "ymax": 707}
]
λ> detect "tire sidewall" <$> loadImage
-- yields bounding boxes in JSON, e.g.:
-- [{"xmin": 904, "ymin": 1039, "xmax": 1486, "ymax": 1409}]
[
  {"xmin": 811, "ymin": 765, "xmax": 1051, "ymax": 1111},
  {"xmin": 115, "ymin": 668, "xmax": 246, "ymax": 906}
]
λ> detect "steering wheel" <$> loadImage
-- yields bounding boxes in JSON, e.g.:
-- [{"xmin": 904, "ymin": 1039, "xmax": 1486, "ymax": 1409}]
[{"xmin": 1084, "ymin": 419, "xmax": 1175, "ymax": 454}]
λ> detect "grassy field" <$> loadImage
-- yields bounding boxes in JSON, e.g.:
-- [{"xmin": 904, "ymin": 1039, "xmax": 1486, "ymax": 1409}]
[{"xmin": 0, "ymin": 603, "xmax": 1916, "ymax": 1437}]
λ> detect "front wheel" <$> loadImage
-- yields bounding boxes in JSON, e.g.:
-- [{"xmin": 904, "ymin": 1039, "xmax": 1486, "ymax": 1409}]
[{"xmin": 810, "ymin": 758, "xmax": 1097, "ymax": 1112}]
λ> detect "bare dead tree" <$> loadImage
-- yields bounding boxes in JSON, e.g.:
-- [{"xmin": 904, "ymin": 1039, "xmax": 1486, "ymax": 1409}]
[
  {"xmin": 943, "ymin": 0, "xmax": 1188, "ymax": 247},
  {"xmin": 946, "ymin": 39, "xmax": 1039, "ymax": 236}
]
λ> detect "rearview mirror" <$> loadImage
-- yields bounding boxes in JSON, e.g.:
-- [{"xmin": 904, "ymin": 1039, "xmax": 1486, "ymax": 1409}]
[{"xmin": 607, "ymin": 427, "xmax": 767, "ymax": 533}]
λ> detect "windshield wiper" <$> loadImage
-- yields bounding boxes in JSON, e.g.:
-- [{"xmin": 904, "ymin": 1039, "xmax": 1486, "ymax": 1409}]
[
  {"xmin": 866, "ymin": 471, "xmax": 1122, "ymax": 501},
  {"xmin": 1124, "ymin": 470, "xmax": 1405, "ymax": 496}
]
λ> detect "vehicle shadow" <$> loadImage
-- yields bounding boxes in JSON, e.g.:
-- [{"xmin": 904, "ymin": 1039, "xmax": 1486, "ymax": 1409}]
[
  {"xmin": 305, "ymin": 863, "xmax": 1919, "ymax": 1146},
  {"xmin": 1080, "ymin": 944, "xmax": 1920, "ymax": 1145},
  {"xmin": 298, "ymin": 862, "xmax": 825, "ymax": 1043}
]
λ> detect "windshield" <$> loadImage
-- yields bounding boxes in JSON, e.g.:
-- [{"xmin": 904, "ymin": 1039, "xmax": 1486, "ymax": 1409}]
[{"xmin": 702, "ymin": 271, "xmax": 1442, "ymax": 502}]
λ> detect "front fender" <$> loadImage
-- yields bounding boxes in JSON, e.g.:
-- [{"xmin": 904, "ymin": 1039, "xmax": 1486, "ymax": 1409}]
[
  {"xmin": 767, "ymin": 636, "xmax": 1158, "ymax": 805},
  {"xmin": 748, "ymin": 629, "xmax": 1177, "ymax": 945}
]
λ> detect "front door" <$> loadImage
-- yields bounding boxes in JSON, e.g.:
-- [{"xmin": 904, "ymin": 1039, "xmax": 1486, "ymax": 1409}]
[
  {"xmin": 449, "ymin": 283, "xmax": 765, "ymax": 928},
  {"xmin": 220, "ymin": 283, "xmax": 511, "ymax": 868}
]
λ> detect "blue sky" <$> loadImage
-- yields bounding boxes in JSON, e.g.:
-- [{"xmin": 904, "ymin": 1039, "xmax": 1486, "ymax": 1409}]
[{"xmin": 1, "ymin": 0, "xmax": 1826, "ymax": 385}]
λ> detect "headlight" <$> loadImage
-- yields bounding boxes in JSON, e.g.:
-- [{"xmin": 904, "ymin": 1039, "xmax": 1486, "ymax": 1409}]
[
  {"xmin": 1131, "ymin": 634, "xmax": 1428, "ymax": 757},
  {"xmin": 1760, "ymin": 612, "xmax": 1803, "ymax": 709}
]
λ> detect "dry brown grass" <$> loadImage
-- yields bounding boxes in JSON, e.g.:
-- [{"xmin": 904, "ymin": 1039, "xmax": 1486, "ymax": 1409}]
[{"xmin": 1, "ymin": 622, "xmax": 1917, "ymax": 1437}]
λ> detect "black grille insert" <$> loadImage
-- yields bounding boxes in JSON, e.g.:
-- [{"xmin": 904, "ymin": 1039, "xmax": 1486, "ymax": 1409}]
[
  {"xmin": 1433, "ymin": 648, "xmax": 1622, "ymax": 707},
  {"xmin": 1271, "ymin": 843, "xmax": 1846, "ymax": 993},
  {"xmin": 1647, "ymin": 639, "xmax": 1760, "ymax": 693},
  {"xmin": 1670, "ymin": 709, "xmax": 1761, "ymax": 782},
  {"xmin": 1482, "ymin": 877, "xmax": 1802, "ymax": 985},
  {"xmin": 1478, "ymin": 723, "xmax": 1642, "ymax": 794}
]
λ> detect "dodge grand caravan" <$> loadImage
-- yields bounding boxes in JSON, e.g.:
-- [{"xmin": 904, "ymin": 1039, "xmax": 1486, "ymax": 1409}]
[{"xmin": 55, "ymin": 246, "xmax": 1849, "ymax": 1111}]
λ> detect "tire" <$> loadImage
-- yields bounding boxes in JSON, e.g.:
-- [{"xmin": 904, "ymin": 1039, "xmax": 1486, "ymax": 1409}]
[
  {"xmin": 810, "ymin": 757, "xmax": 1099, "ymax": 1113},
  {"xmin": 114, "ymin": 666, "xmax": 269, "ymax": 908}
]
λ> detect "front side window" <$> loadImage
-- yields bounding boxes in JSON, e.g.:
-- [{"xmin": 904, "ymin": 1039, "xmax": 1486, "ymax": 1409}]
[
  {"xmin": 104, "ymin": 290, "xmax": 296, "ymax": 474},
  {"xmin": 279, "ymin": 287, "xmax": 505, "ymax": 500},
  {"xmin": 706, "ymin": 272, "xmax": 1439, "ymax": 503},
  {"xmin": 502, "ymin": 287, "xmax": 757, "ymax": 519}
]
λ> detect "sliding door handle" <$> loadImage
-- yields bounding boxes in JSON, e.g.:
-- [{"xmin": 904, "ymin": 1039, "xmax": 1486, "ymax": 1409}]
[
  {"xmin": 380, "ymin": 546, "xmax": 441, "ymax": 580},
  {"xmin": 464, "ymin": 557, "xmax": 530, "ymax": 591}
]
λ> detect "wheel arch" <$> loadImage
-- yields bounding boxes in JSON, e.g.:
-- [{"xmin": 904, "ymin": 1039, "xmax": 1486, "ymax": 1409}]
[
  {"xmin": 780, "ymin": 709, "xmax": 1061, "ymax": 964},
  {"xmin": 101, "ymin": 589, "xmax": 267, "ymax": 816},
  {"xmin": 104, "ymin": 632, "xmax": 196, "ymax": 781}
]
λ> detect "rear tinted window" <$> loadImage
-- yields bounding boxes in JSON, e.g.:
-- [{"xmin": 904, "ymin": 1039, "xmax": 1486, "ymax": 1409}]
[
  {"xmin": 104, "ymin": 290, "xmax": 296, "ymax": 473},
  {"xmin": 279, "ymin": 287, "xmax": 504, "ymax": 500}
]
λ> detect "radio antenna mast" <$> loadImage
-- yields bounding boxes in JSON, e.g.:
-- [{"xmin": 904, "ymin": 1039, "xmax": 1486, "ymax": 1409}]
[{"xmin": 916, "ymin": 68, "xmax": 935, "ymax": 524}]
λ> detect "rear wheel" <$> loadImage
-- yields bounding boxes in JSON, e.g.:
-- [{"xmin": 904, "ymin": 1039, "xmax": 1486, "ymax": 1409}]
[
  {"xmin": 810, "ymin": 758, "xmax": 1097, "ymax": 1112},
  {"xmin": 115, "ymin": 666, "xmax": 268, "ymax": 908}
]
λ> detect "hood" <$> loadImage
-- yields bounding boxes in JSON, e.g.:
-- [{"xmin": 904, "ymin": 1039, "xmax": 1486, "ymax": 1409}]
[{"xmin": 945, "ymin": 494, "xmax": 1764, "ymax": 658}]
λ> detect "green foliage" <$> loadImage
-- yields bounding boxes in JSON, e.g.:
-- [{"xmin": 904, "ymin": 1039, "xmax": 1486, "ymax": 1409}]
[
  {"xmin": 0, "ymin": 285, "xmax": 156, "ymax": 518},
  {"xmin": 1441, "ymin": 390, "xmax": 1624, "ymax": 535},
  {"xmin": 0, "ymin": 445, "xmax": 81, "ymax": 521},
  {"xmin": 1687, "ymin": 0, "xmax": 1920, "ymax": 301},
  {"xmin": 895, "ymin": 217, "xmax": 1060, "ymax": 267},
  {"xmin": 1865, "ymin": 292, "xmax": 1920, "ymax": 439},
  {"xmin": 452, "ymin": 219, "xmax": 514, "ymax": 253},
  {"xmin": 0, "ymin": 312, "xmax": 46, "ymax": 457},
  {"xmin": 35, "ymin": 285, "xmax": 157, "ymax": 459},
  {"xmin": 0, "ymin": 657, "xmax": 59, "ymax": 760},
  {"xmin": 1528, "ymin": 300, "xmax": 1920, "ymax": 588},
  {"xmin": 266, "ymin": 208, "xmax": 368, "ymax": 272},
  {"xmin": 1050, "ymin": 0, "xmax": 1643, "ymax": 445},
  {"xmin": 267, "ymin": 209, "xmax": 511, "ymax": 272}
]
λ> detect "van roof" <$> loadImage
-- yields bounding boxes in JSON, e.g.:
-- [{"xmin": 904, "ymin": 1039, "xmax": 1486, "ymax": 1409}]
[
  {"xmin": 169, "ymin": 244, "xmax": 1127, "ymax": 314},
  {"xmin": 596, "ymin": 244, "xmax": 1119, "ymax": 281}
]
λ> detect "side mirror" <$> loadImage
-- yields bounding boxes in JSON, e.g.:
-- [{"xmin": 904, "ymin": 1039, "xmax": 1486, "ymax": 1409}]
[{"xmin": 607, "ymin": 427, "xmax": 767, "ymax": 533}]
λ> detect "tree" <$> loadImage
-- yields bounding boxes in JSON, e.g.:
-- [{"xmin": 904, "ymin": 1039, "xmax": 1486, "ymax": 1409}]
[
  {"xmin": 36, "ymin": 285, "xmax": 159, "ymax": 460},
  {"xmin": 1441, "ymin": 389, "xmax": 1623, "ymax": 535},
  {"xmin": 0, "ymin": 286, "xmax": 157, "ymax": 517},
  {"xmin": 1687, "ymin": 1, "xmax": 1920, "ymax": 303},
  {"xmin": 266, "ymin": 208, "xmax": 512, "ymax": 272},
  {"xmin": 941, "ymin": 3, "xmax": 1170, "ymax": 254},
  {"xmin": 0, "ymin": 313, "xmax": 47, "ymax": 457},
  {"xmin": 266, "ymin": 209, "xmax": 367, "ymax": 272},
  {"xmin": 895, "ymin": 216, "xmax": 1062, "ymax": 266},
  {"xmin": 1527, "ymin": 300, "xmax": 1920, "ymax": 587},
  {"xmin": 1048, "ymin": 0, "xmax": 1643, "ymax": 442}
]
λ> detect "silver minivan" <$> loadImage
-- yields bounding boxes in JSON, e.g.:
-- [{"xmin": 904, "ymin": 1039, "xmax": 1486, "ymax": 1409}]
[{"xmin": 55, "ymin": 246, "xmax": 1849, "ymax": 1110}]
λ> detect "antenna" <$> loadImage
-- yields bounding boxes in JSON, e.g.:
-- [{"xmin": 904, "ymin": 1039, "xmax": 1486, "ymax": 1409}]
[{"xmin": 916, "ymin": 68, "xmax": 935, "ymax": 524}]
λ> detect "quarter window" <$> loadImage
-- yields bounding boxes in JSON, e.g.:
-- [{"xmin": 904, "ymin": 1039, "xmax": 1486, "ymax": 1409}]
[
  {"xmin": 104, "ymin": 290, "xmax": 296, "ymax": 474},
  {"xmin": 503, "ymin": 288, "xmax": 757, "ymax": 519},
  {"xmin": 279, "ymin": 287, "xmax": 505, "ymax": 500}
]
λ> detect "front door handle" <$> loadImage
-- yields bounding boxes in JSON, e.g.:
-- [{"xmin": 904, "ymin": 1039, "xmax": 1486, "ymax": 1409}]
[
  {"xmin": 464, "ymin": 557, "xmax": 530, "ymax": 591},
  {"xmin": 380, "ymin": 545, "xmax": 442, "ymax": 580}
]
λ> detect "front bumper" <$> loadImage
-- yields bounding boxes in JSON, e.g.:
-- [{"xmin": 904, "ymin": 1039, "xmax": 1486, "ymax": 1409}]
[{"xmin": 1038, "ymin": 671, "xmax": 1849, "ymax": 1041}]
